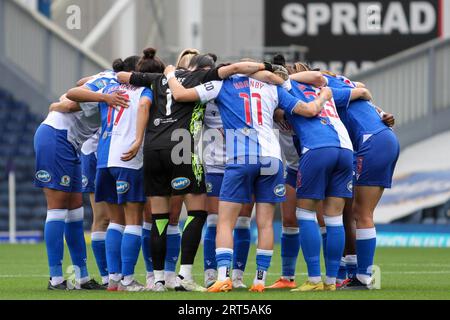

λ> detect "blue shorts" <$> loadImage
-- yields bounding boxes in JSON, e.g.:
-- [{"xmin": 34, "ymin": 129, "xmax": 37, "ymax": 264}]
[
  {"xmin": 95, "ymin": 167, "xmax": 146, "ymax": 204},
  {"xmin": 297, "ymin": 148, "xmax": 353, "ymax": 200},
  {"xmin": 355, "ymin": 129, "xmax": 400, "ymax": 188},
  {"xmin": 220, "ymin": 157, "xmax": 286, "ymax": 204},
  {"xmin": 34, "ymin": 124, "xmax": 82, "ymax": 193},
  {"xmin": 81, "ymin": 152, "xmax": 97, "ymax": 193},
  {"xmin": 206, "ymin": 173, "xmax": 224, "ymax": 198},
  {"xmin": 285, "ymin": 167, "xmax": 298, "ymax": 189}
]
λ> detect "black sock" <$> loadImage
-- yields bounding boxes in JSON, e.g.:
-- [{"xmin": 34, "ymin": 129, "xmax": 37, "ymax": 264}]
[
  {"xmin": 181, "ymin": 210, "xmax": 207, "ymax": 265},
  {"xmin": 151, "ymin": 214, "xmax": 170, "ymax": 272}
]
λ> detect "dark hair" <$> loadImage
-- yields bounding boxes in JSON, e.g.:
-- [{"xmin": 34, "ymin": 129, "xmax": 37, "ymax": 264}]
[
  {"xmin": 136, "ymin": 48, "xmax": 166, "ymax": 73},
  {"xmin": 188, "ymin": 54, "xmax": 216, "ymax": 70},
  {"xmin": 272, "ymin": 53, "xmax": 286, "ymax": 67},
  {"xmin": 112, "ymin": 55, "xmax": 140, "ymax": 72},
  {"xmin": 207, "ymin": 53, "xmax": 218, "ymax": 63}
]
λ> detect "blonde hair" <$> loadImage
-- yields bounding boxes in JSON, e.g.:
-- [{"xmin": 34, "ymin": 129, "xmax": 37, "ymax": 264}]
[
  {"xmin": 293, "ymin": 62, "xmax": 311, "ymax": 73},
  {"xmin": 176, "ymin": 48, "xmax": 200, "ymax": 69}
]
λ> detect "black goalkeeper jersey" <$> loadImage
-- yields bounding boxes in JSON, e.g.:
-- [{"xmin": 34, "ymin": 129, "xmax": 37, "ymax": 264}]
[{"xmin": 130, "ymin": 68, "xmax": 222, "ymax": 151}]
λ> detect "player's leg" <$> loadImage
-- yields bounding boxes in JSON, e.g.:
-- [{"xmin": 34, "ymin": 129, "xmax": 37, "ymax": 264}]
[
  {"xmin": 176, "ymin": 192, "xmax": 207, "ymax": 291},
  {"xmin": 292, "ymin": 149, "xmax": 331, "ymax": 292},
  {"xmin": 96, "ymin": 168, "xmax": 124, "ymax": 292},
  {"xmin": 267, "ymin": 168, "xmax": 299, "ymax": 289},
  {"xmin": 351, "ymin": 186, "xmax": 383, "ymax": 288},
  {"xmin": 142, "ymin": 198, "xmax": 154, "ymax": 289},
  {"xmin": 34, "ymin": 124, "xmax": 72, "ymax": 289},
  {"xmin": 343, "ymin": 129, "xmax": 399, "ymax": 290},
  {"xmin": 116, "ymin": 167, "xmax": 146, "ymax": 292},
  {"xmin": 204, "ymin": 173, "xmax": 223, "ymax": 287},
  {"xmin": 249, "ymin": 157, "xmax": 285, "ymax": 292},
  {"xmin": 250, "ymin": 202, "xmax": 275, "ymax": 292},
  {"xmin": 82, "ymin": 150, "xmax": 109, "ymax": 287},
  {"xmin": 42, "ymin": 188, "xmax": 70, "ymax": 289},
  {"xmin": 145, "ymin": 149, "xmax": 172, "ymax": 291},
  {"xmin": 232, "ymin": 203, "xmax": 253, "ymax": 288},
  {"xmin": 321, "ymin": 148, "xmax": 354, "ymax": 290},
  {"xmin": 164, "ymin": 195, "xmax": 182, "ymax": 289},
  {"xmin": 90, "ymin": 195, "xmax": 110, "ymax": 287},
  {"xmin": 208, "ymin": 163, "xmax": 253, "ymax": 292},
  {"xmin": 339, "ymin": 198, "xmax": 357, "ymax": 287}
]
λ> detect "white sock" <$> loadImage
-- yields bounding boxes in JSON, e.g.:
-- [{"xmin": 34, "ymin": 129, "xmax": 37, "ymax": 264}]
[
  {"xmin": 122, "ymin": 275, "xmax": 134, "ymax": 286},
  {"xmin": 154, "ymin": 270, "xmax": 164, "ymax": 283},
  {"xmin": 217, "ymin": 266, "xmax": 230, "ymax": 281},
  {"xmin": 253, "ymin": 270, "xmax": 267, "ymax": 286},
  {"xmin": 232, "ymin": 269, "xmax": 244, "ymax": 280},
  {"xmin": 357, "ymin": 274, "xmax": 372, "ymax": 285},
  {"xmin": 109, "ymin": 273, "xmax": 122, "ymax": 282},
  {"xmin": 79, "ymin": 276, "xmax": 90, "ymax": 285},
  {"xmin": 308, "ymin": 276, "xmax": 322, "ymax": 284},
  {"xmin": 146, "ymin": 272, "xmax": 154, "ymax": 279},
  {"xmin": 179, "ymin": 265, "xmax": 193, "ymax": 281},
  {"xmin": 101, "ymin": 276, "xmax": 109, "ymax": 285},
  {"xmin": 50, "ymin": 276, "xmax": 64, "ymax": 286},
  {"xmin": 325, "ymin": 277, "xmax": 336, "ymax": 285},
  {"xmin": 282, "ymin": 276, "xmax": 295, "ymax": 281}
]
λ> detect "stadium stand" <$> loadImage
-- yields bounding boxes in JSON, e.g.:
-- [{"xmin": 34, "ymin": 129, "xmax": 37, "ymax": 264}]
[{"xmin": 0, "ymin": 87, "xmax": 93, "ymax": 232}]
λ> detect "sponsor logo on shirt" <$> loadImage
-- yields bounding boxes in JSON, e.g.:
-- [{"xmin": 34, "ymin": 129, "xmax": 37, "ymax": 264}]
[
  {"xmin": 82, "ymin": 175, "xmax": 89, "ymax": 188},
  {"xmin": 60, "ymin": 175, "xmax": 71, "ymax": 187},
  {"xmin": 274, "ymin": 184, "xmax": 286, "ymax": 197},
  {"xmin": 116, "ymin": 181, "xmax": 130, "ymax": 194},
  {"xmin": 171, "ymin": 177, "xmax": 191, "ymax": 190},
  {"xmin": 35, "ymin": 170, "xmax": 51, "ymax": 183}
]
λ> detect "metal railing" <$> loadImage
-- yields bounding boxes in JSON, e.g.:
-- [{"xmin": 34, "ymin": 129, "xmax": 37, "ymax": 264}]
[
  {"xmin": 0, "ymin": 0, "xmax": 108, "ymax": 113},
  {"xmin": 353, "ymin": 37, "xmax": 450, "ymax": 148}
]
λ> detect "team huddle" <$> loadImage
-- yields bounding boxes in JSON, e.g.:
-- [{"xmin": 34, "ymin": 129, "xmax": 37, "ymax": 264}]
[{"xmin": 33, "ymin": 47, "xmax": 400, "ymax": 293}]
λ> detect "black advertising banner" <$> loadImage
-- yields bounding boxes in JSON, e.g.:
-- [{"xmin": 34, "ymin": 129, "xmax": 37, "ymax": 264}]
[{"xmin": 265, "ymin": 0, "xmax": 442, "ymax": 75}]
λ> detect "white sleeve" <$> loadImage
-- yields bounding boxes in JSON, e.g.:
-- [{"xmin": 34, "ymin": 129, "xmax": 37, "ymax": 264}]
[{"xmin": 195, "ymin": 81, "xmax": 223, "ymax": 103}]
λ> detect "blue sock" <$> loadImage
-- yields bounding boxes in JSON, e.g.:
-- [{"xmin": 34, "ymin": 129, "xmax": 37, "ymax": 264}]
[
  {"xmin": 204, "ymin": 214, "xmax": 217, "ymax": 271},
  {"xmin": 45, "ymin": 209, "xmax": 67, "ymax": 279},
  {"xmin": 297, "ymin": 208, "xmax": 321, "ymax": 280},
  {"xmin": 356, "ymin": 228, "xmax": 377, "ymax": 282},
  {"xmin": 65, "ymin": 208, "xmax": 88, "ymax": 280},
  {"xmin": 216, "ymin": 248, "xmax": 233, "ymax": 280},
  {"xmin": 337, "ymin": 257, "xmax": 347, "ymax": 281},
  {"xmin": 345, "ymin": 255, "xmax": 358, "ymax": 279},
  {"xmin": 324, "ymin": 215, "xmax": 345, "ymax": 282},
  {"xmin": 321, "ymin": 227, "xmax": 327, "ymax": 260},
  {"xmin": 281, "ymin": 227, "xmax": 300, "ymax": 279},
  {"xmin": 91, "ymin": 232, "xmax": 108, "ymax": 278},
  {"xmin": 233, "ymin": 217, "xmax": 251, "ymax": 272},
  {"xmin": 121, "ymin": 225, "xmax": 142, "ymax": 277},
  {"xmin": 106, "ymin": 223, "xmax": 124, "ymax": 275},
  {"xmin": 142, "ymin": 223, "xmax": 153, "ymax": 273},
  {"xmin": 254, "ymin": 249, "xmax": 273, "ymax": 284},
  {"xmin": 165, "ymin": 224, "xmax": 181, "ymax": 273}
]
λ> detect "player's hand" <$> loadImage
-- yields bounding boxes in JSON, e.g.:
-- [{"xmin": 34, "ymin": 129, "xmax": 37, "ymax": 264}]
[
  {"xmin": 382, "ymin": 113, "xmax": 395, "ymax": 127},
  {"xmin": 273, "ymin": 108, "xmax": 286, "ymax": 123},
  {"xmin": 319, "ymin": 87, "xmax": 333, "ymax": 101},
  {"xmin": 104, "ymin": 91, "xmax": 129, "ymax": 109},
  {"xmin": 164, "ymin": 65, "xmax": 176, "ymax": 76},
  {"xmin": 59, "ymin": 94, "xmax": 68, "ymax": 102},
  {"xmin": 117, "ymin": 72, "xmax": 132, "ymax": 84},
  {"xmin": 121, "ymin": 141, "xmax": 141, "ymax": 161}
]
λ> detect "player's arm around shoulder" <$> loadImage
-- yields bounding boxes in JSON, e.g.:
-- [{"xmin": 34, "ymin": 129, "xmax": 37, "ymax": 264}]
[
  {"xmin": 66, "ymin": 87, "xmax": 129, "ymax": 108},
  {"xmin": 290, "ymin": 71, "xmax": 326, "ymax": 88},
  {"xmin": 164, "ymin": 65, "xmax": 202, "ymax": 102},
  {"xmin": 292, "ymin": 87, "xmax": 332, "ymax": 117}
]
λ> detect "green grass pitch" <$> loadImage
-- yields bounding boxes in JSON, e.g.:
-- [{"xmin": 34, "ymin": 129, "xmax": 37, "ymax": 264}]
[{"xmin": 0, "ymin": 244, "xmax": 449, "ymax": 300}]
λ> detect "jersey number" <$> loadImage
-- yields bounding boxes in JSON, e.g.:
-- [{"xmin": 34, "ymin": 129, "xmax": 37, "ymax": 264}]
[
  {"xmin": 239, "ymin": 92, "xmax": 263, "ymax": 126},
  {"xmin": 107, "ymin": 93, "xmax": 129, "ymax": 127},
  {"xmin": 166, "ymin": 89, "xmax": 173, "ymax": 116},
  {"xmin": 303, "ymin": 91, "xmax": 339, "ymax": 119}
]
